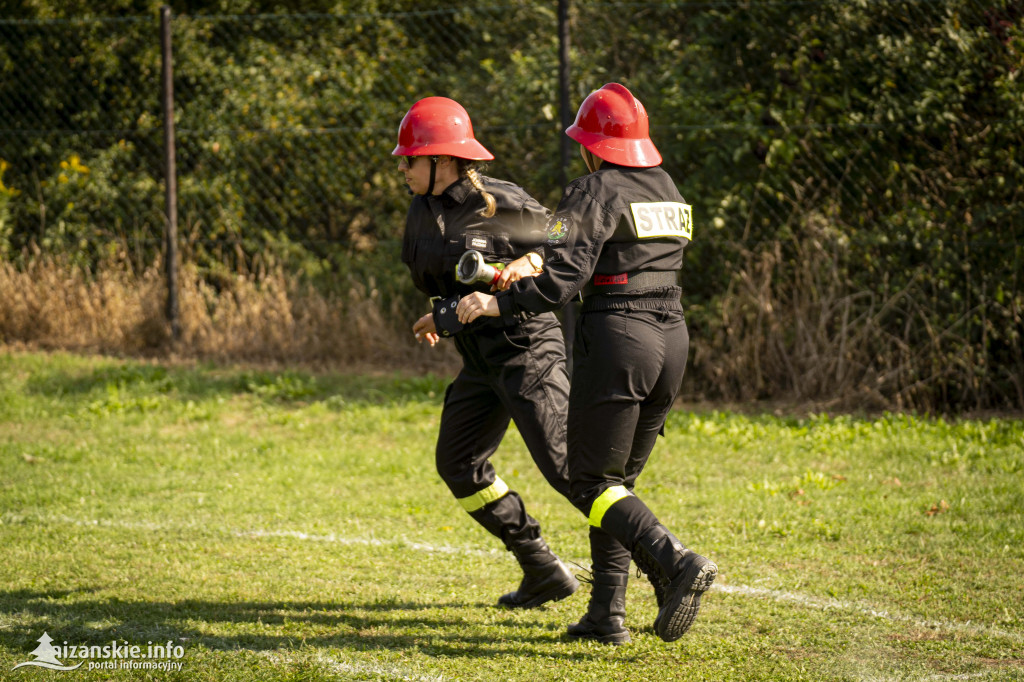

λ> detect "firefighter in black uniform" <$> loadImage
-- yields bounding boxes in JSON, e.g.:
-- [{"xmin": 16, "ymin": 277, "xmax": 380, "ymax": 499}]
[
  {"xmin": 394, "ymin": 96, "xmax": 578, "ymax": 609},
  {"xmin": 457, "ymin": 83, "xmax": 717, "ymax": 643}
]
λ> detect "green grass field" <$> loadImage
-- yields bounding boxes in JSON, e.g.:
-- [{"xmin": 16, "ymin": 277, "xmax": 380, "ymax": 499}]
[{"xmin": 1, "ymin": 350, "xmax": 1022, "ymax": 681}]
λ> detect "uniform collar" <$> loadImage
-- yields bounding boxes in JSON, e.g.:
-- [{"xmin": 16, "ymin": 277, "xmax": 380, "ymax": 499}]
[
  {"xmin": 439, "ymin": 176, "xmax": 473, "ymax": 204},
  {"xmin": 596, "ymin": 161, "xmax": 644, "ymax": 172}
]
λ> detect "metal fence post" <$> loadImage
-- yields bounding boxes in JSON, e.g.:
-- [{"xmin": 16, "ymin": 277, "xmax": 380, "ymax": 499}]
[
  {"xmin": 160, "ymin": 5, "xmax": 180, "ymax": 341},
  {"xmin": 558, "ymin": 0, "xmax": 571, "ymax": 190},
  {"xmin": 558, "ymin": 0, "xmax": 576, "ymax": 368}
]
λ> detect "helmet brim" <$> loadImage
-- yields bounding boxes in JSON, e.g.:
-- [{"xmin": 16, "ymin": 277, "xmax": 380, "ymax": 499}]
[
  {"xmin": 567, "ymin": 126, "xmax": 662, "ymax": 168},
  {"xmin": 392, "ymin": 139, "xmax": 494, "ymax": 161}
]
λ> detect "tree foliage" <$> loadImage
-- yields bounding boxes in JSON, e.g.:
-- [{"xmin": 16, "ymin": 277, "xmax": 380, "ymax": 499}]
[{"xmin": 0, "ymin": 0, "xmax": 1021, "ymax": 411}]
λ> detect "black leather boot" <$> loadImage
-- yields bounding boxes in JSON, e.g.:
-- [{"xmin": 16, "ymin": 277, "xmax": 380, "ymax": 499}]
[
  {"xmin": 498, "ymin": 537, "xmax": 579, "ymax": 608},
  {"xmin": 567, "ymin": 572, "xmax": 631, "ymax": 644},
  {"xmin": 632, "ymin": 524, "xmax": 717, "ymax": 642}
]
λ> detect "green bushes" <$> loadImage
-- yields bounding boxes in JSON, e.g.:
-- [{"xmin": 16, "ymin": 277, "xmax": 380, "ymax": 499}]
[{"xmin": 0, "ymin": 1, "xmax": 1020, "ymax": 411}]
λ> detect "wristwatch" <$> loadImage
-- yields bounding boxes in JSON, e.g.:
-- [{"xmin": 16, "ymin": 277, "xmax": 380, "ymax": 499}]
[{"xmin": 525, "ymin": 251, "xmax": 544, "ymax": 273}]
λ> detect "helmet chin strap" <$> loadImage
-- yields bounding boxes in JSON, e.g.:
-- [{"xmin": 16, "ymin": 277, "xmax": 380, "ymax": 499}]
[{"xmin": 426, "ymin": 156, "xmax": 439, "ymax": 195}]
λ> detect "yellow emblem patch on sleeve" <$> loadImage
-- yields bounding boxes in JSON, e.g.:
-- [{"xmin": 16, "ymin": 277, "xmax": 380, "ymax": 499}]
[
  {"xmin": 629, "ymin": 202, "xmax": 693, "ymax": 240},
  {"xmin": 546, "ymin": 215, "xmax": 572, "ymax": 244}
]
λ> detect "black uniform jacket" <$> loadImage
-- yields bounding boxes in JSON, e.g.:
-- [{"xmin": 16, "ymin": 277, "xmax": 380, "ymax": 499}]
[
  {"xmin": 497, "ymin": 163, "xmax": 691, "ymax": 324},
  {"xmin": 401, "ymin": 174, "xmax": 550, "ymax": 332}
]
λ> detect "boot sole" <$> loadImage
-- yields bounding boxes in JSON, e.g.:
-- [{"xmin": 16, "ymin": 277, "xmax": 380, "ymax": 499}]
[
  {"xmin": 566, "ymin": 627, "xmax": 631, "ymax": 645},
  {"xmin": 499, "ymin": 576, "xmax": 580, "ymax": 609},
  {"xmin": 654, "ymin": 560, "xmax": 718, "ymax": 642}
]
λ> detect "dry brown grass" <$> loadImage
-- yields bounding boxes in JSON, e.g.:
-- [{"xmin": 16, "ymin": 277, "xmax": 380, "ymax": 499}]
[
  {"xmin": 690, "ymin": 216, "xmax": 1024, "ymax": 413},
  {"xmin": 0, "ymin": 253, "xmax": 459, "ymax": 373},
  {"xmin": 3, "ymin": 245, "xmax": 1019, "ymax": 413},
  {"xmin": 692, "ymin": 225, "xmax": 919, "ymax": 411}
]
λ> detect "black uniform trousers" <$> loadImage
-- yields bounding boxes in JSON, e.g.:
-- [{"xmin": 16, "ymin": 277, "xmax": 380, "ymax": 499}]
[
  {"xmin": 567, "ymin": 292, "xmax": 689, "ymax": 572},
  {"xmin": 436, "ymin": 311, "xmax": 572, "ymax": 549}
]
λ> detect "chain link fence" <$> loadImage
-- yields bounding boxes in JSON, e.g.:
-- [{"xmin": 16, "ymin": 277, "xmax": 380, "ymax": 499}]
[
  {"xmin": 1, "ymin": 1, "xmax": 1022, "ymax": 410},
  {"xmin": 1, "ymin": 6, "xmax": 565, "ymax": 267}
]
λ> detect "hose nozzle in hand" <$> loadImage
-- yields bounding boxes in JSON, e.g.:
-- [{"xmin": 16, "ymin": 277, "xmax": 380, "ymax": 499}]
[{"xmin": 456, "ymin": 250, "xmax": 503, "ymax": 287}]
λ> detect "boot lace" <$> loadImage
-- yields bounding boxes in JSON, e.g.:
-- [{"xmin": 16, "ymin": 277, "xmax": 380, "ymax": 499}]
[
  {"xmin": 570, "ymin": 561, "xmax": 594, "ymax": 586},
  {"xmin": 635, "ymin": 556, "xmax": 668, "ymax": 607}
]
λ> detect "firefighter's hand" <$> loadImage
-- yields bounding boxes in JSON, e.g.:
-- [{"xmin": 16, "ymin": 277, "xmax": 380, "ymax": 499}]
[
  {"xmin": 457, "ymin": 292, "xmax": 499, "ymax": 324},
  {"xmin": 413, "ymin": 313, "xmax": 441, "ymax": 347},
  {"xmin": 491, "ymin": 255, "xmax": 541, "ymax": 291}
]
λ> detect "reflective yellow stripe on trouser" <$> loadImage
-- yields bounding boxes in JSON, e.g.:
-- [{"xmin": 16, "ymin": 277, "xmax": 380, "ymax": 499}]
[
  {"xmin": 457, "ymin": 477, "xmax": 510, "ymax": 512},
  {"xmin": 589, "ymin": 485, "xmax": 633, "ymax": 527}
]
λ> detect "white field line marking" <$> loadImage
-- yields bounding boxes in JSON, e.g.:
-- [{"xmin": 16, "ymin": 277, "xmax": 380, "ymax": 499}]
[
  {"xmin": 257, "ymin": 650, "xmax": 445, "ymax": 682},
  {"xmin": 238, "ymin": 528, "xmax": 502, "ymax": 558},
  {"xmin": 4, "ymin": 513, "xmax": 502, "ymax": 557},
  {"xmin": 713, "ymin": 583, "xmax": 1022, "ymax": 642},
  {"xmin": 10, "ymin": 513, "xmax": 1021, "ymax": 644}
]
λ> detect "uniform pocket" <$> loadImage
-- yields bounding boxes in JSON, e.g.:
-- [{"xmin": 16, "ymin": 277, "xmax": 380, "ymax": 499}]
[
  {"xmin": 574, "ymin": 312, "xmax": 591, "ymax": 358},
  {"xmin": 501, "ymin": 322, "xmax": 531, "ymax": 352},
  {"xmin": 460, "ymin": 230, "xmax": 514, "ymax": 260}
]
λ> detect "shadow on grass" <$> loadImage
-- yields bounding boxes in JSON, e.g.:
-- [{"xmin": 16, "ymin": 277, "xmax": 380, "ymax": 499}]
[{"xmin": 0, "ymin": 590, "xmax": 626, "ymax": 664}]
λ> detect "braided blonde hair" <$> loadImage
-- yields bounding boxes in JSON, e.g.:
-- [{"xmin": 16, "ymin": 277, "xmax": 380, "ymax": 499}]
[{"xmin": 459, "ymin": 160, "xmax": 497, "ymax": 218}]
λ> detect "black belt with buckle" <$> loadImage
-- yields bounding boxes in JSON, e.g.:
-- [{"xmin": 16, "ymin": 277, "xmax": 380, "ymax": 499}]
[{"xmin": 581, "ymin": 270, "xmax": 678, "ymax": 298}]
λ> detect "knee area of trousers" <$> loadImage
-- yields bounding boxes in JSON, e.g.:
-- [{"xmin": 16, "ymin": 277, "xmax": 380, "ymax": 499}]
[
  {"xmin": 570, "ymin": 481, "xmax": 606, "ymax": 510},
  {"xmin": 434, "ymin": 457, "xmax": 471, "ymax": 488}
]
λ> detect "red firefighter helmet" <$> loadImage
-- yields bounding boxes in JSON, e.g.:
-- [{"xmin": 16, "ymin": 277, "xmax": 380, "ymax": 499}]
[
  {"xmin": 566, "ymin": 83, "xmax": 662, "ymax": 168},
  {"xmin": 392, "ymin": 96, "xmax": 494, "ymax": 160}
]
